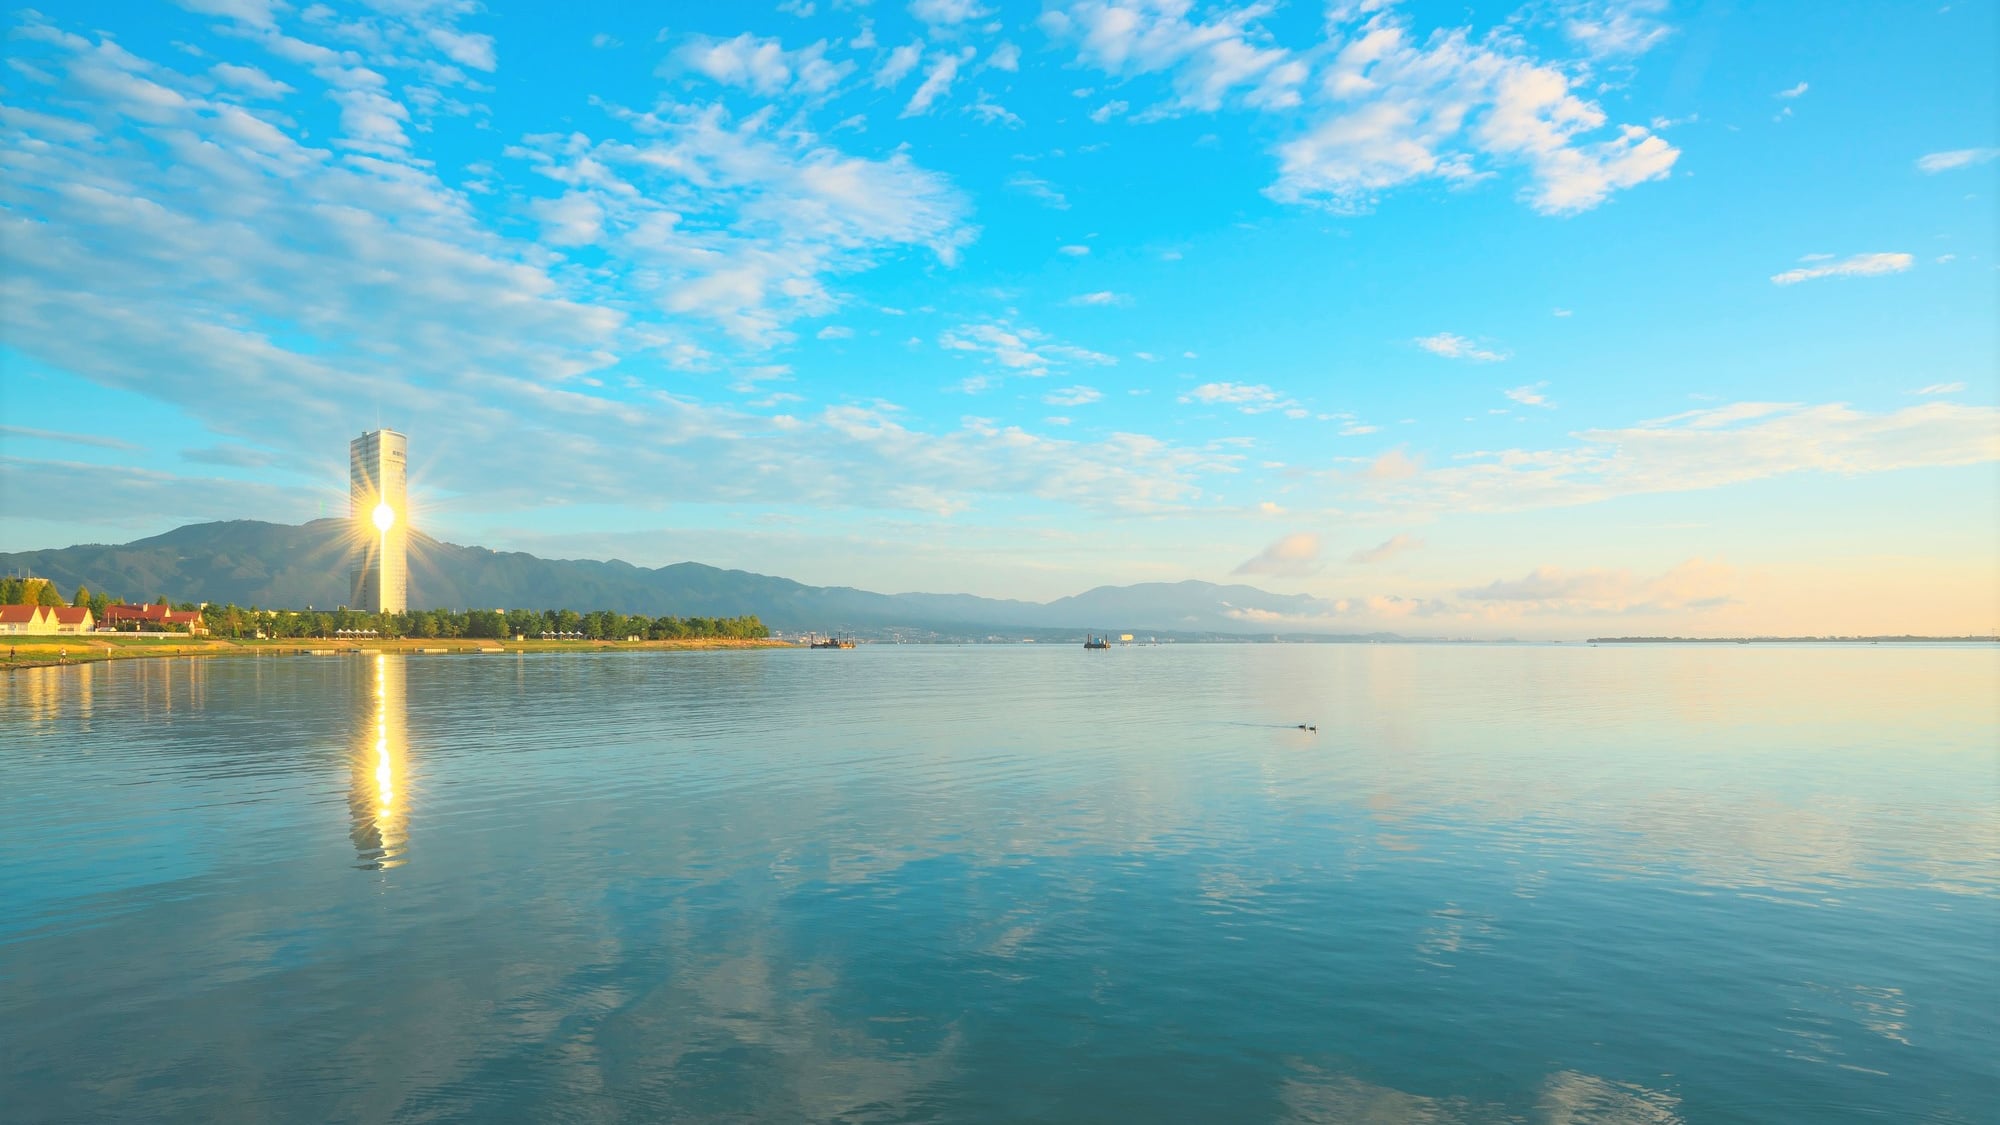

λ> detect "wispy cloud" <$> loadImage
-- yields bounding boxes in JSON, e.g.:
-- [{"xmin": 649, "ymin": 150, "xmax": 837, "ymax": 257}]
[
  {"xmin": 875, "ymin": 40, "xmax": 924, "ymax": 88},
  {"xmin": 1460, "ymin": 558, "xmax": 1734, "ymax": 614},
  {"xmin": 939, "ymin": 320, "xmax": 1115, "ymax": 377},
  {"xmin": 0, "ymin": 426, "xmax": 143, "ymax": 451},
  {"xmin": 1179, "ymin": 382, "xmax": 1296, "ymax": 414},
  {"xmin": 1067, "ymin": 290, "xmax": 1129, "ymax": 306},
  {"xmin": 902, "ymin": 49, "xmax": 971, "ymax": 117},
  {"xmin": 1916, "ymin": 148, "xmax": 2000, "ymax": 174},
  {"xmin": 1913, "ymin": 382, "xmax": 1965, "ymax": 395},
  {"xmin": 668, "ymin": 32, "xmax": 853, "ymax": 98},
  {"xmin": 910, "ymin": 0, "xmax": 992, "ymax": 26},
  {"xmin": 1233, "ymin": 531, "xmax": 1322, "ymax": 577},
  {"xmin": 1774, "ymin": 81, "xmax": 1808, "ymax": 98},
  {"xmin": 1044, "ymin": 385, "xmax": 1103, "ymax": 406},
  {"xmin": 1348, "ymin": 533, "xmax": 1423, "ymax": 564},
  {"xmin": 1505, "ymin": 383, "xmax": 1555, "ymax": 408},
  {"xmin": 1356, "ymin": 401, "xmax": 2000, "ymax": 516},
  {"xmin": 1770, "ymin": 252, "xmax": 1913, "ymax": 285},
  {"xmin": 1562, "ymin": 0, "xmax": 1673, "ymax": 57},
  {"xmin": 1008, "ymin": 172, "xmax": 1070, "ymax": 209},
  {"xmin": 1416, "ymin": 333, "xmax": 1508, "ymax": 362},
  {"xmin": 1043, "ymin": 1, "xmax": 1677, "ymax": 214}
]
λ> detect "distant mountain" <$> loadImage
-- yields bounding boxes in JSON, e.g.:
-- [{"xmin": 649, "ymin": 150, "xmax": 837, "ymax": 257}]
[{"xmin": 0, "ymin": 520, "xmax": 1387, "ymax": 637}]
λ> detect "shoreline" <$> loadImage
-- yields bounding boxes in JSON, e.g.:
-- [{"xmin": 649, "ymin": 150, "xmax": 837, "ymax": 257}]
[{"xmin": 1, "ymin": 635, "xmax": 791, "ymax": 671}]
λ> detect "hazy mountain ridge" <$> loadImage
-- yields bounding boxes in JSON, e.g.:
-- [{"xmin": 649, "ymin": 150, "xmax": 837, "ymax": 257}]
[{"xmin": 0, "ymin": 520, "xmax": 1385, "ymax": 636}]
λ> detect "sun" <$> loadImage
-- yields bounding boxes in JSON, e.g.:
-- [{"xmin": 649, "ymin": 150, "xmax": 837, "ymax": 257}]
[{"xmin": 372, "ymin": 501, "xmax": 396, "ymax": 532}]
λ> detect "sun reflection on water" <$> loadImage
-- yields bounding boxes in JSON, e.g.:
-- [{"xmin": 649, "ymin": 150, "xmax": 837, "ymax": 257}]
[{"xmin": 350, "ymin": 653, "xmax": 409, "ymax": 870}]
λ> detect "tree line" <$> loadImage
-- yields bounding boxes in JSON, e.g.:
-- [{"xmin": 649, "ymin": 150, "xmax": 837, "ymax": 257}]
[
  {"xmin": 200, "ymin": 604, "xmax": 767, "ymax": 641},
  {"xmin": 1, "ymin": 578, "xmax": 133, "ymax": 614},
  {"xmin": 0, "ymin": 577, "xmax": 766, "ymax": 640}
]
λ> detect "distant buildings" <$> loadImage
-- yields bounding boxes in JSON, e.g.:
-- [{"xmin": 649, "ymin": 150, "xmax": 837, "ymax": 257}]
[
  {"xmin": 0, "ymin": 605, "xmax": 94, "ymax": 634},
  {"xmin": 350, "ymin": 428, "xmax": 409, "ymax": 614},
  {"xmin": 100, "ymin": 603, "xmax": 206, "ymax": 634}
]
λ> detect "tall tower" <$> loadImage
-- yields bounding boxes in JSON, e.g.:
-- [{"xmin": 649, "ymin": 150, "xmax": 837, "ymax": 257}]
[{"xmin": 350, "ymin": 429, "xmax": 408, "ymax": 613}]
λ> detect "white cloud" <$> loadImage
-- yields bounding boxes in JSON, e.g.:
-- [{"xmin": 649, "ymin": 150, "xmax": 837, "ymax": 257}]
[
  {"xmin": 902, "ymin": 50, "xmax": 969, "ymax": 117},
  {"xmin": 1090, "ymin": 99, "xmax": 1129, "ymax": 123},
  {"xmin": 1770, "ymin": 252, "xmax": 1913, "ymax": 286},
  {"xmin": 1415, "ymin": 332, "xmax": 1507, "ymax": 362},
  {"xmin": 1068, "ymin": 290, "xmax": 1129, "ymax": 306},
  {"xmin": 208, "ymin": 61, "xmax": 292, "ymax": 98},
  {"xmin": 1233, "ymin": 531, "xmax": 1323, "ymax": 577},
  {"xmin": 1008, "ymin": 172, "xmax": 1071, "ymax": 209},
  {"xmin": 1058, "ymin": 243, "xmax": 1091, "ymax": 256},
  {"xmin": 986, "ymin": 42, "xmax": 1020, "ymax": 72},
  {"xmin": 939, "ymin": 320, "xmax": 1116, "ymax": 377},
  {"xmin": 1775, "ymin": 81, "xmax": 1808, "ymax": 98},
  {"xmin": 1044, "ymin": 385, "xmax": 1104, "ymax": 406},
  {"xmin": 1179, "ymin": 382, "xmax": 1296, "ymax": 414},
  {"xmin": 1355, "ymin": 401, "xmax": 2000, "ymax": 517},
  {"xmin": 1264, "ymin": 12, "xmax": 1678, "ymax": 214},
  {"xmin": 1916, "ymin": 148, "xmax": 2000, "ymax": 174},
  {"xmin": 507, "ymin": 103, "xmax": 975, "ymax": 342},
  {"xmin": 529, "ymin": 192, "xmax": 604, "ymax": 246},
  {"xmin": 1505, "ymin": 382, "xmax": 1554, "ymax": 408},
  {"xmin": 670, "ymin": 33, "xmax": 854, "ymax": 97},
  {"xmin": 425, "ymin": 27, "xmax": 496, "ymax": 72},
  {"xmin": 1561, "ymin": 0, "xmax": 1672, "ymax": 57},
  {"xmin": 875, "ymin": 40, "xmax": 924, "ymax": 88},
  {"xmin": 1043, "ymin": 0, "xmax": 1304, "ymax": 114},
  {"xmin": 967, "ymin": 97, "xmax": 1024, "ymax": 128},
  {"xmin": 178, "ymin": 0, "xmax": 282, "ymax": 31},
  {"xmin": 1348, "ymin": 533, "xmax": 1423, "ymax": 564},
  {"xmin": 1460, "ymin": 558, "xmax": 1735, "ymax": 614},
  {"xmin": 816, "ymin": 325, "xmax": 855, "ymax": 340},
  {"xmin": 910, "ymin": 0, "xmax": 992, "ymax": 25},
  {"xmin": 1366, "ymin": 448, "xmax": 1424, "ymax": 481},
  {"xmin": 1913, "ymin": 382, "xmax": 1965, "ymax": 395}
]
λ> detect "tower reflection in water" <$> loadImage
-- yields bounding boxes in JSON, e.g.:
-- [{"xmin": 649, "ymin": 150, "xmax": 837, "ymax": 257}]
[{"xmin": 349, "ymin": 653, "xmax": 410, "ymax": 870}]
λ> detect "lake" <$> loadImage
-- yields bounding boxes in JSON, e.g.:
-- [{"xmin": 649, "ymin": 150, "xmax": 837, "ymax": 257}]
[{"xmin": 3, "ymin": 644, "xmax": 1995, "ymax": 1122}]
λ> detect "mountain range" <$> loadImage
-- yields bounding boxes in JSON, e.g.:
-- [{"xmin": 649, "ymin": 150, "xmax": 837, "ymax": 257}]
[{"xmin": 0, "ymin": 520, "xmax": 1394, "ymax": 639}]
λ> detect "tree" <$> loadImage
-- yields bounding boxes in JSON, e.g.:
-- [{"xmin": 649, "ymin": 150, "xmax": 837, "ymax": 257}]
[
  {"xmin": 36, "ymin": 581, "xmax": 65, "ymax": 608},
  {"xmin": 73, "ymin": 584, "xmax": 91, "ymax": 607}
]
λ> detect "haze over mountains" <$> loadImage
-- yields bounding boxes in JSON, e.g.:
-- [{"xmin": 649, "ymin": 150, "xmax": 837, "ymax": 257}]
[{"xmin": 0, "ymin": 521, "xmax": 1392, "ymax": 638}]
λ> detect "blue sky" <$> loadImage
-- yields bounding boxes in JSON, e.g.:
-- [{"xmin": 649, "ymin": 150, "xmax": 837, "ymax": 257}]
[{"xmin": 1, "ymin": 0, "xmax": 1994, "ymax": 635}]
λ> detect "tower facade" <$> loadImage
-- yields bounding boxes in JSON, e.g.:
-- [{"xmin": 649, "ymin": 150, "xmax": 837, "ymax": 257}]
[{"xmin": 350, "ymin": 429, "xmax": 409, "ymax": 613}]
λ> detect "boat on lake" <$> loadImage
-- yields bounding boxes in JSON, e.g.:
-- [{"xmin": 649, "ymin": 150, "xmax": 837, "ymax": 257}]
[
  {"xmin": 808, "ymin": 633, "xmax": 856, "ymax": 649},
  {"xmin": 1083, "ymin": 634, "xmax": 1110, "ymax": 650}
]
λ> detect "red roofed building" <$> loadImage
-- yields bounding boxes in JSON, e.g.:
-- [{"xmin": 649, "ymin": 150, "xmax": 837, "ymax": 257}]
[
  {"xmin": 100, "ymin": 603, "xmax": 207, "ymax": 635},
  {"xmin": 0, "ymin": 605, "xmax": 93, "ymax": 634},
  {"xmin": 1, "ymin": 605, "xmax": 54, "ymax": 634},
  {"xmin": 50, "ymin": 606, "xmax": 94, "ymax": 633}
]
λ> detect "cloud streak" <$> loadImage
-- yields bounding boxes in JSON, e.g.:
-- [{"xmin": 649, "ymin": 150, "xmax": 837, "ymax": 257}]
[
  {"xmin": 1416, "ymin": 333, "xmax": 1508, "ymax": 362},
  {"xmin": 1234, "ymin": 532, "xmax": 1323, "ymax": 577},
  {"xmin": 1770, "ymin": 253, "xmax": 1913, "ymax": 286}
]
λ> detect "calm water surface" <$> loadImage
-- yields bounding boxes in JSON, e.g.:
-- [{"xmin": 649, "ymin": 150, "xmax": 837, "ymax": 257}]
[{"xmin": 3, "ymin": 645, "xmax": 1996, "ymax": 1122}]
